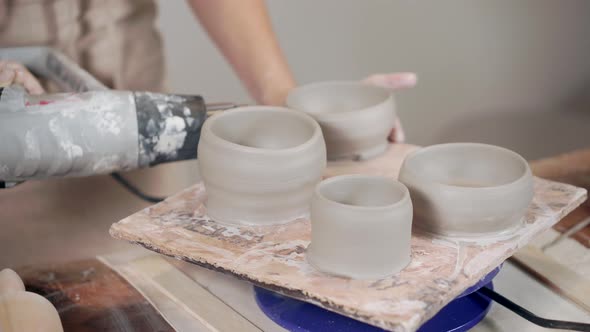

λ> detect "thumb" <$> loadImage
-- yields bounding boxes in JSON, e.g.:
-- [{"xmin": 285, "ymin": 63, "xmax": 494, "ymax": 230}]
[
  {"xmin": 389, "ymin": 118, "xmax": 406, "ymax": 143},
  {"xmin": 0, "ymin": 68, "xmax": 16, "ymax": 87}
]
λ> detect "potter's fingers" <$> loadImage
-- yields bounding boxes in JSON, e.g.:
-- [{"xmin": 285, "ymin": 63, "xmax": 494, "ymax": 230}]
[
  {"xmin": 1, "ymin": 60, "xmax": 28, "ymax": 72},
  {"xmin": 363, "ymin": 72, "xmax": 418, "ymax": 90},
  {"xmin": 0, "ymin": 61, "xmax": 45, "ymax": 94},
  {"xmin": 0, "ymin": 269, "xmax": 25, "ymax": 293},
  {"xmin": 394, "ymin": 118, "xmax": 406, "ymax": 142},
  {"xmin": 388, "ymin": 118, "xmax": 406, "ymax": 143},
  {"xmin": 2, "ymin": 60, "xmax": 27, "ymax": 69},
  {"xmin": 0, "ymin": 67, "xmax": 17, "ymax": 87},
  {"xmin": 15, "ymin": 69, "xmax": 45, "ymax": 95}
]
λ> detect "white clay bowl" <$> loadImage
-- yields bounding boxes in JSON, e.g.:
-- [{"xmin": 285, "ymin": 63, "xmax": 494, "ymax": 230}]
[
  {"xmin": 286, "ymin": 81, "xmax": 395, "ymax": 160},
  {"xmin": 198, "ymin": 106, "xmax": 327, "ymax": 225},
  {"xmin": 307, "ymin": 175, "xmax": 412, "ymax": 279},
  {"xmin": 398, "ymin": 143, "xmax": 534, "ymax": 238}
]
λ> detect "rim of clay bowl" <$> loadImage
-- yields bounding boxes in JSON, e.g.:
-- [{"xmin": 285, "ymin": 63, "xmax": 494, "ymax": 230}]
[
  {"xmin": 315, "ymin": 174, "xmax": 411, "ymax": 212},
  {"xmin": 402, "ymin": 143, "xmax": 531, "ymax": 191},
  {"xmin": 203, "ymin": 106, "xmax": 323, "ymax": 155},
  {"xmin": 286, "ymin": 81, "xmax": 392, "ymax": 117}
]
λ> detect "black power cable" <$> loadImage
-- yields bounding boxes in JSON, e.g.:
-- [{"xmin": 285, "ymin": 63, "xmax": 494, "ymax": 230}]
[
  {"xmin": 477, "ymin": 286, "xmax": 590, "ymax": 331},
  {"xmin": 111, "ymin": 172, "xmax": 166, "ymax": 203}
]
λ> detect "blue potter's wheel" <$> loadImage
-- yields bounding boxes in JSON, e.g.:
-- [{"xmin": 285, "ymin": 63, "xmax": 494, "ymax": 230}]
[{"xmin": 254, "ymin": 266, "xmax": 501, "ymax": 332}]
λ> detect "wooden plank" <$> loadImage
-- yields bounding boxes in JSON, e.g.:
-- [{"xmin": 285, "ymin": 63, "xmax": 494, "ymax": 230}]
[
  {"xmin": 100, "ymin": 253, "xmax": 261, "ymax": 332},
  {"xmin": 515, "ymin": 148, "xmax": 590, "ymax": 310},
  {"xmin": 169, "ymin": 259, "xmax": 288, "ymax": 332},
  {"xmin": 110, "ymin": 144, "xmax": 587, "ymax": 332},
  {"xmin": 531, "ymin": 148, "xmax": 590, "ymax": 248},
  {"xmin": 530, "ymin": 148, "xmax": 590, "ymax": 182},
  {"xmin": 99, "ymin": 253, "xmax": 211, "ymax": 332},
  {"xmin": 16, "ymin": 259, "xmax": 174, "ymax": 332},
  {"xmin": 512, "ymin": 245, "xmax": 590, "ymax": 312},
  {"xmin": 551, "ymin": 208, "xmax": 590, "ymax": 248}
]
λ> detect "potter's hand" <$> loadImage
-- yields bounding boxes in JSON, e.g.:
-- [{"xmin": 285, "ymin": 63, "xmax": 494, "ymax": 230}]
[
  {"xmin": 0, "ymin": 269, "xmax": 64, "ymax": 332},
  {"xmin": 363, "ymin": 72, "xmax": 417, "ymax": 143},
  {"xmin": 0, "ymin": 60, "xmax": 45, "ymax": 95}
]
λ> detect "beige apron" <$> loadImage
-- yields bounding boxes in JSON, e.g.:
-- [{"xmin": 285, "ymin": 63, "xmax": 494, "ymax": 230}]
[
  {"xmin": 0, "ymin": 0, "xmax": 198, "ymax": 268},
  {"xmin": 0, "ymin": 0, "xmax": 166, "ymax": 91}
]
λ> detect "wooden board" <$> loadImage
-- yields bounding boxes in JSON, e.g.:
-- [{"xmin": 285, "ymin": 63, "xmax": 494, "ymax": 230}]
[
  {"xmin": 110, "ymin": 144, "xmax": 587, "ymax": 332},
  {"xmin": 531, "ymin": 148, "xmax": 590, "ymax": 247},
  {"xmin": 512, "ymin": 246, "xmax": 590, "ymax": 312},
  {"xmin": 510, "ymin": 148, "xmax": 590, "ymax": 312},
  {"xmin": 98, "ymin": 251, "xmax": 262, "ymax": 332},
  {"xmin": 15, "ymin": 259, "xmax": 174, "ymax": 332}
]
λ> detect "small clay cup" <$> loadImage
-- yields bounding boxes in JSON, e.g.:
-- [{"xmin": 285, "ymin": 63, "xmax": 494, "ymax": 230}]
[
  {"xmin": 286, "ymin": 81, "xmax": 395, "ymax": 160},
  {"xmin": 307, "ymin": 175, "xmax": 412, "ymax": 279},
  {"xmin": 198, "ymin": 106, "xmax": 327, "ymax": 225},
  {"xmin": 398, "ymin": 143, "xmax": 534, "ymax": 237}
]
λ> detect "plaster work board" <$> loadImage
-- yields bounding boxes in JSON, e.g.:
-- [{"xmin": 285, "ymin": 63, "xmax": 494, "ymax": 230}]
[{"xmin": 110, "ymin": 144, "xmax": 587, "ymax": 332}]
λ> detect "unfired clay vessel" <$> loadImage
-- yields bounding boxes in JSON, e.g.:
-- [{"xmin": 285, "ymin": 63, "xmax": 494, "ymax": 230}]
[
  {"xmin": 286, "ymin": 81, "xmax": 395, "ymax": 160},
  {"xmin": 307, "ymin": 175, "xmax": 412, "ymax": 279},
  {"xmin": 198, "ymin": 106, "xmax": 327, "ymax": 225},
  {"xmin": 398, "ymin": 143, "xmax": 534, "ymax": 237}
]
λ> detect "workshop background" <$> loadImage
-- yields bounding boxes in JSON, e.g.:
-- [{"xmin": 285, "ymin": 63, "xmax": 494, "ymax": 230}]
[
  {"xmin": 2, "ymin": 0, "xmax": 589, "ymax": 268},
  {"xmin": 155, "ymin": 3, "xmax": 590, "ymax": 327},
  {"xmin": 158, "ymin": 0, "xmax": 590, "ymax": 159},
  {"xmin": 1, "ymin": 2, "xmax": 589, "ymax": 330}
]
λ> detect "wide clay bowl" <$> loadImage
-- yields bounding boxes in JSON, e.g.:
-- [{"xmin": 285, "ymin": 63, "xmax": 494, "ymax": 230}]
[
  {"xmin": 287, "ymin": 81, "xmax": 395, "ymax": 161},
  {"xmin": 398, "ymin": 143, "xmax": 534, "ymax": 237},
  {"xmin": 198, "ymin": 106, "xmax": 327, "ymax": 225},
  {"xmin": 307, "ymin": 175, "xmax": 412, "ymax": 279}
]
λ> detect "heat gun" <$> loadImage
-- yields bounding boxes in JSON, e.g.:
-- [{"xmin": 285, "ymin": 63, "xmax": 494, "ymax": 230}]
[{"xmin": 0, "ymin": 86, "xmax": 232, "ymax": 182}]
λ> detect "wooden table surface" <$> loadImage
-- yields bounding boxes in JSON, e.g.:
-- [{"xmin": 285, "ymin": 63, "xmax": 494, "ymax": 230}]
[
  {"xmin": 531, "ymin": 148, "xmax": 590, "ymax": 247},
  {"xmin": 16, "ymin": 259, "xmax": 174, "ymax": 332},
  {"xmin": 13, "ymin": 148, "xmax": 590, "ymax": 331}
]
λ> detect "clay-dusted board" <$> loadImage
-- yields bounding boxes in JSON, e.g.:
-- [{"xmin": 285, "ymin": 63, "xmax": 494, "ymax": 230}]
[{"xmin": 110, "ymin": 144, "xmax": 587, "ymax": 332}]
